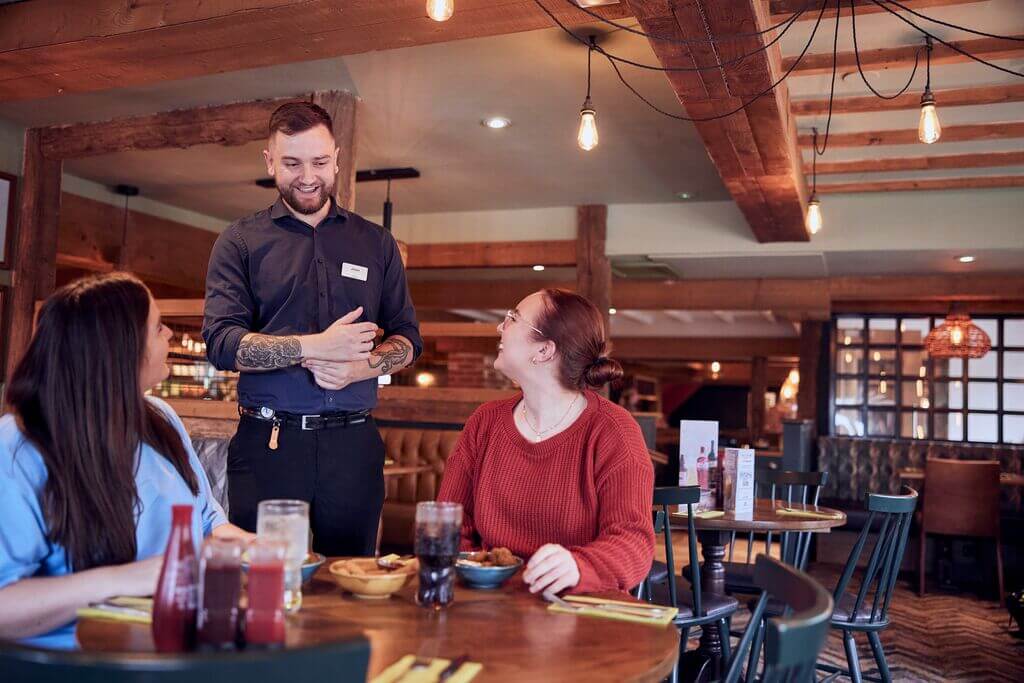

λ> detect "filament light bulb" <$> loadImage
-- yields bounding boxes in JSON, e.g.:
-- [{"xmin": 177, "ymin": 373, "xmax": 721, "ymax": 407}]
[
  {"xmin": 577, "ymin": 104, "xmax": 598, "ymax": 151},
  {"xmin": 806, "ymin": 194, "xmax": 823, "ymax": 235},
  {"xmin": 426, "ymin": 0, "xmax": 454, "ymax": 22},
  {"xmin": 918, "ymin": 91, "xmax": 941, "ymax": 144}
]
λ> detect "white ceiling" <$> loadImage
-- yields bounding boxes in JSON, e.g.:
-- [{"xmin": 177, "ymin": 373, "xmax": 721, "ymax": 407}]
[{"xmin": 0, "ymin": 22, "xmax": 728, "ymax": 220}]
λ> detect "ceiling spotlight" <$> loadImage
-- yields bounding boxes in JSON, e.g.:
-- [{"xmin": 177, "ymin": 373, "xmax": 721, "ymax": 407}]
[
  {"xmin": 676, "ymin": 192, "xmax": 694, "ymax": 200},
  {"xmin": 532, "ymin": 264, "xmax": 546, "ymax": 272},
  {"xmin": 608, "ymin": 307, "xmax": 617, "ymax": 315},
  {"xmin": 710, "ymin": 361, "xmax": 721, "ymax": 373},
  {"xmin": 426, "ymin": 0, "xmax": 454, "ymax": 22},
  {"xmin": 957, "ymin": 255, "xmax": 975, "ymax": 264},
  {"xmin": 482, "ymin": 116, "xmax": 511, "ymax": 130}
]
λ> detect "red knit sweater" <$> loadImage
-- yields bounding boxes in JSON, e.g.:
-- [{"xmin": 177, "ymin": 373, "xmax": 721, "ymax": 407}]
[{"xmin": 437, "ymin": 391, "xmax": 655, "ymax": 594}]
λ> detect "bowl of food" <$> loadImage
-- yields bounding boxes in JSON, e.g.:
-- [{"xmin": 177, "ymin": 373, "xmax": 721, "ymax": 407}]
[
  {"xmin": 242, "ymin": 552, "xmax": 325, "ymax": 585},
  {"xmin": 455, "ymin": 548, "xmax": 523, "ymax": 589},
  {"xmin": 328, "ymin": 557, "xmax": 418, "ymax": 599}
]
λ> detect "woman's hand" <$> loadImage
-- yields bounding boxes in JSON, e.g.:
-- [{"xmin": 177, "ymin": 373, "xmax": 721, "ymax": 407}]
[
  {"xmin": 523, "ymin": 544, "xmax": 580, "ymax": 596},
  {"xmin": 212, "ymin": 522, "xmax": 257, "ymax": 545}
]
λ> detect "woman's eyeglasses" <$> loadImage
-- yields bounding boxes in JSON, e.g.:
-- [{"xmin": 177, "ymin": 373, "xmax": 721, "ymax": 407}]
[{"xmin": 503, "ymin": 309, "xmax": 544, "ymax": 337}]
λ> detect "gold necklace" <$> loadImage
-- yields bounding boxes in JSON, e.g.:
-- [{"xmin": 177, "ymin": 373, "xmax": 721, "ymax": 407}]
[{"xmin": 521, "ymin": 393, "xmax": 581, "ymax": 439}]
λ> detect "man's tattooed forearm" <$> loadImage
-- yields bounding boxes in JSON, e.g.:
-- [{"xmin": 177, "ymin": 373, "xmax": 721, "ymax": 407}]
[
  {"xmin": 368, "ymin": 337, "xmax": 412, "ymax": 374},
  {"xmin": 236, "ymin": 334, "xmax": 303, "ymax": 369}
]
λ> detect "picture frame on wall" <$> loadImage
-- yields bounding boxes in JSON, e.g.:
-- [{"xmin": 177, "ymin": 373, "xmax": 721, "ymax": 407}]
[{"xmin": 0, "ymin": 171, "xmax": 15, "ymax": 270}]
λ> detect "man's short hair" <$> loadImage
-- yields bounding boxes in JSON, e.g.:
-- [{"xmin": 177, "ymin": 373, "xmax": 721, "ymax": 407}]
[{"xmin": 268, "ymin": 102, "xmax": 334, "ymax": 138}]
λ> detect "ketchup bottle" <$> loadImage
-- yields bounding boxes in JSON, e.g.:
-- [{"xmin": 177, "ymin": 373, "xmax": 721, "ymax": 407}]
[{"xmin": 152, "ymin": 504, "xmax": 198, "ymax": 652}]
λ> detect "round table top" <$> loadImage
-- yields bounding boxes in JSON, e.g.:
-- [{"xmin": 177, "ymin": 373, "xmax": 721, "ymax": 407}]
[
  {"xmin": 669, "ymin": 499, "xmax": 847, "ymax": 533},
  {"xmin": 78, "ymin": 564, "xmax": 679, "ymax": 682}
]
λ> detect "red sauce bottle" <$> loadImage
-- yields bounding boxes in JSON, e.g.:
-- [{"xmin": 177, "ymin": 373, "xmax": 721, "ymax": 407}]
[
  {"xmin": 151, "ymin": 504, "xmax": 198, "ymax": 652},
  {"xmin": 244, "ymin": 538, "xmax": 287, "ymax": 648}
]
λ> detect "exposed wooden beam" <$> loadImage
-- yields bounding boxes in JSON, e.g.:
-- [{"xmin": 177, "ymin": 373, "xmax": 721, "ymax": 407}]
[
  {"xmin": 816, "ymin": 176, "xmax": 1024, "ymax": 193},
  {"xmin": 625, "ymin": 0, "xmax": 810, "ymax": 242},
  {"xmin": 612, "ymin": 337, "xmax": 801, "ymax": 361},
  {"xmin": 792, "ymin": 83, "xmax": 1024, "ymax": 116},
  {"xmin": 833, "ymin": 300, "xmax": 1024, "ymax": 314},
  {"xmin": 5, "ymin": 130, "xmax": 62, "ymax": 380},
  {"xmin": 749, "ymin": 355, "xmax": 768, "ymax": 440},
  {"xmin": 0, "ymin": 1, "xmax": 632, "ymax": 102},
  {"xmin": 312, "ymin": 91, "xmax": 360, "ymax": 212},
  {"xmin": 829, "ymin": 274, "xmax": 1024, "ymax": 302},
  {"xmin": 406, "ymin": 240, "xmax": 576, "ymax": 269},
  {"xmin": 577, "ymin": 205, "xmax": 611, "ymax": 334},
  {"xmin": 797, "ymin": 320, "xmax": 823, "ymax": 426},
  {"xmin": 798, "ymin": 122, "xmax": 1024, "ymax": 147},
  {"xmin": 786, "ymin": 34, "xmax": 1024, "ymax": 76},
  {"xmin": 38, "ymin": 96, "xmax": 299, "ymax": 159},
  {"xmin": 808, "ymin": 151, "xmax": 1024, "ymax": 174},
  {"xmin": 410, "ymin": 278, "xmax": 573, "ymax": 309},
  {"xmin": 772, "ymin": 0, "xmax": 984, "ymax": 22}
]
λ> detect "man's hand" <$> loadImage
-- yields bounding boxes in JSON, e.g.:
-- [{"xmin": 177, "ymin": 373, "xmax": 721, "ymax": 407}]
[
  {"xmin": 302, "ymin": 359, "xmax": 359, "ymax": 391},
  {"xmin": 303, "ymin": 307, "xmax": 380, "ymax": 362}
]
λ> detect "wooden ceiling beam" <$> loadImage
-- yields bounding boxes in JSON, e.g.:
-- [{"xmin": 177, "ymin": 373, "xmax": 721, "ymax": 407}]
[
  {"xmin": 808, "ymin": 150, "xmax": 1024, "ymax": 174},
  {"xmin": 798, "ymin": 122, "xmax": 1024, "ymax": 147},
  {"xmin": 771, "ymin": 0, "xmax": 985, "ymax": 22},
  {"xmin": 624, "ymin": 0, "xmax": 809, "ymax": 243},
  {"xmin": 792, "ymin": 83, "xmax": 1024, "ymax": 116},
  {"xmin": 0, "ymin": 1, "xmax": 631, "ymax": 102},
  {"xmin": 406, "ymin": 239, "xmax": 576, "ymax": 269},
  {"xmin": 815, "ymin": 175, "xmax": 1024, "ymax": 193},
  {"xmin": 786, "ymin": 34, "xmax": 1024, "ymax": 76}
]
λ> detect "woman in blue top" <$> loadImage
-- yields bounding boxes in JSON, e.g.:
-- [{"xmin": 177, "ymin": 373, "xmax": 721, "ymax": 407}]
[{"xmin": 0, "ymin": 273, "xmax": 252, "ymax": 648}]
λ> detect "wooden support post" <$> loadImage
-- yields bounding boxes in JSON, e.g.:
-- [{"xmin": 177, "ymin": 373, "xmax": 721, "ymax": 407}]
[
  {"xmin": 797, "ymin": 321, "xmax": 824, "ymax": 427},
  {"xmin": 311, "ymin": 90, "xmax": 359, "ymax": 212},
  {"xmin": 576, "ymin": 205, "xmax": 611, "ymax": 337},
  {"xmin": 750, "ymin": 356, "xmax": 767, "ymax": 443},
  {"xmin": 5, "ymin": 129, "xmax": 62, "ymax": 382}
]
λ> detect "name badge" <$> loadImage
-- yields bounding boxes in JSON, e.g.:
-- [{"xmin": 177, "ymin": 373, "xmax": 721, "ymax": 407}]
[{"xmin": 341, "ymin": 262, "xmax": 368, "ymax": 281}]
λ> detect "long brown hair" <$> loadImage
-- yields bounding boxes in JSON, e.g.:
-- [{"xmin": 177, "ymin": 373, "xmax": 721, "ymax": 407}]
[
  {"xmin": 533, "ymin": 288, "xmax": 624, "ymax": 390},
  {"xmin": 6, "ymin": 273, "xmax": 198, "ymax": 571}
]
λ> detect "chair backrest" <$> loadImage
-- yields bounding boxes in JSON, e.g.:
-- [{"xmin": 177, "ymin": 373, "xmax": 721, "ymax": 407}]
[
  {"xmin": 922, "ymin": 458, "xmax": 1000, "ymax": 539},
  {"xmin": 1, "ymin": 637, "xmax": 371, "ymax": 683},
  {"xmin": 653, "ymin": 485, "xmax": 704, "ymax": 615},
  {"xmin": 729, "ymin": 470, "xmax": 829, "ymax": 571},
  {"xmin": 725, "ymin": 555, "xmax": 833, "ymax": 683},
  {"xmin": 833, "ymin": 486, "xmax": 918, "ymax": 627}
]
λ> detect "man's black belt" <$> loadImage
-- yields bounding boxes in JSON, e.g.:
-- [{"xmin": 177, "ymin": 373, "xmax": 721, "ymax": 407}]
[{"xmin": 239, "ymin": 406, "xmax": 369, "ymax": 430}]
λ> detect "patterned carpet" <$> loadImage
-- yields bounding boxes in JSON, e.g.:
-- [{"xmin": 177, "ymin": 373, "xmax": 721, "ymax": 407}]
[{"xmin": 656, "ymin": 541, "xmax": 1024, "ymax": 681}]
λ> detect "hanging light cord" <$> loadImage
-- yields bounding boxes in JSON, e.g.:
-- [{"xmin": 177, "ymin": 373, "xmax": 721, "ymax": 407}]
[
  {"xmin": 877, "ymin": 0, "xmax": 1024, "ymax": 42},
  {"xmin": 851, "ymin": 0, "xmax": 923, "ymax": 100},
  {"xmin": 925, "ymin": 34, "xmax": 933, "ymax": 93},
  {"xmin": 812, "ymin": 128, "xmax": 820, "ymax": 194},
  {"xmin": 586, "ymin": 35, "xmax": 594, "ymax": 102}
]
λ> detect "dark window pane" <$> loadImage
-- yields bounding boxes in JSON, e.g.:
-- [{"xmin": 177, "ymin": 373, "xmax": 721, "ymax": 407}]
[
  {"xmin": 968, "ymin": 381, "xmax": 997, "ymax": 410},
  {"xmin": 901, "ymin": 380, "xmax": 930, "ymax": 408},
  {"xmin": 901, "ymin": 411, "xmax": 929, "ymax": 440},
  {"xmin": 835, "ymin": 379, "xmax": 864, "ymax": 406},
  {"xmin": 868, "ymin": 378, "xmax": 895, "ymax": 406},
  {"xmin": 834, "ymin": 408, "xmax": 864, "ymax": 437},
  {"xmin": 868, "ymin": 349, "xmax": 896, "ymax": 376},
  {"xmin": 967, "ymin": 413, "xmax": 998, "ymax": 443},
  {"xmin": 867, "ymin": 410, "xmax": 895, "ymax": 436},
  {"xmin": 836, "ymin": 348, "xmax": 864, "ymax": 375},
  {"xmin": 934, "ymin": 412, "xmax": 964, "ymax": 441},
  {"xmin": 869, "ymin": 319, "xmax": 897, "ymax": 345}
]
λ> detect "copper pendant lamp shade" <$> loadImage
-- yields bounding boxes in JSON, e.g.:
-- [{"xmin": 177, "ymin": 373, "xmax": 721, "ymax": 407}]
[{"xmin": 924, "ymin": 308, "xmax": 992, "ymax": 359}]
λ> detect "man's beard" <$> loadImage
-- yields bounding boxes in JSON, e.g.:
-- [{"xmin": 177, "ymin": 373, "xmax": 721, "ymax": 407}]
[{"xmin": 279, "ymin": 181, "xmax": 332, "ymax": 215}]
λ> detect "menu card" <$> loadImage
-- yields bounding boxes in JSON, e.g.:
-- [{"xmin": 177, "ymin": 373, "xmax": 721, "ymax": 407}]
[
  {"xmin": 722, "ymin": 448, "xmax": 755, "ymax": 519},
  {"xmin": 679, "ymin": 420, "xmax": 718, "ymax": 512}
]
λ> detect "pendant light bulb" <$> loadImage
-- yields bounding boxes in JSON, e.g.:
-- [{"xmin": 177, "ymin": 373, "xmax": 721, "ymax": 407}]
[
  {"xmin": 578, "ymin": 101, "xmax": 599, "ymax": 151},
  {"xmin": 426, "ymin": 0, "xmax": 454, "ymax": 22},
  {"xmin": 806, "ymin": 193, "xmax": 823, "ymax": 235},
  {"xmin": 918, "ymin": 90, "xmax": 941, "ymax": 144}
]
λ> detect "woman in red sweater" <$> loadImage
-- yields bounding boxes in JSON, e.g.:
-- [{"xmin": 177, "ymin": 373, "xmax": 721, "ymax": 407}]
[{"xmin": 437, "ymin": 288, "xmax": 654, "ymax": 597}]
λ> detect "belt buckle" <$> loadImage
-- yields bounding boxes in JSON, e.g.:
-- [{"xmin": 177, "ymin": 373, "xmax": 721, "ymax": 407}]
[{"xmin": 301, "ymin": 414, "xmax": 320, "ymax": 430}]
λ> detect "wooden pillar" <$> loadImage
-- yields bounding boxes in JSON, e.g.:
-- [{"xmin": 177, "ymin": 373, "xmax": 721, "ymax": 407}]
[
  {"xmin": 576, "ymin": 205, "xmax": 611, "ymax": 337},
  {"xmin": 312, "ymin": 90, "xmax": 359, "ymax": 212},
  {"xmin": 4, "ymin": 129, "xmax": 62, "ymax": 382},
  {"xmin": 798, "ymin": 321, "xmax": 824, "ymax": 427},
  {"xmin": 749, "ymin": 355, "xmax": 767, "ymax": 443}
]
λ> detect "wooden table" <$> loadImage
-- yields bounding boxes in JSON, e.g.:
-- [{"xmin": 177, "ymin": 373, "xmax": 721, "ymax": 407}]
[
  {"xmin": 669, "ymin": 499, "xmax": 846, "ymax": 678},
  {"xmin": 898, "ymin": 468, "xmax": 1024, "ymax": 487},
  {"xmin": 78, "ymin": 565, "xmax": 679, "ymax": 682}
]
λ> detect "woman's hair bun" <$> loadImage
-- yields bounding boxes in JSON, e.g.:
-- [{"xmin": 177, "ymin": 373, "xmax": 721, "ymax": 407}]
[{"xmin": 582, "ymin": 355, "xmax": 623, "ymax": 388}]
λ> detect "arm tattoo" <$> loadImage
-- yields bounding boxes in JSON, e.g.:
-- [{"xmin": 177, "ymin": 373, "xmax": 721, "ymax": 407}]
[
  {"xmin": 236, "ymin": 334, "xmax": 303, "ymax": 370},
  {"xmin": 368, "ymin": 337, "xmax": 412, "ymax": 374}
]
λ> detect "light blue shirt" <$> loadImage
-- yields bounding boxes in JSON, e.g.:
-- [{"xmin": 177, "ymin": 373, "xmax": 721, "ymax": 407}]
[{"xmin": 0, "ymin": 396, "xmax": 227, "ymax": 649}]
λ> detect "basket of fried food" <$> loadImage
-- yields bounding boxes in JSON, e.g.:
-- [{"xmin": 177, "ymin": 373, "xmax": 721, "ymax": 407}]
[{"xmin": 455, "ymin": 547, "xmax": 523, "ymax": 589}]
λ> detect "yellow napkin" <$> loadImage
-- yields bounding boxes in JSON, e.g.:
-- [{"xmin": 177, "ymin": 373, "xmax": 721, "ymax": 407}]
[
  {"xmin": 776, "ymin": 508, "xmax": 843, "ymax": 520},
  {"xmin": 76, "ymin": 597, "xmax": 153, "ymax": 625},
  {"xmin": 371, "ymin": 655, "xmax": 482, "ymax": 683},
  {"xmin": 547, "ymin": 595, "xmax": 678, "ymax": 627},
  {"xmin": 672, "ymin": 509, "xmax": 725, "ymax": 520}
]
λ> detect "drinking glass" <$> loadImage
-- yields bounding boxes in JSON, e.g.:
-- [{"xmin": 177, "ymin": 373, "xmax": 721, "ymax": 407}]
[
  {"xmin": 257, "ymin": 499, "xmax": 309, "ymax": 613},
  {"xmin": 197, "ymin": 537, "xmax": 243, "ymax": 650},
  {"xmin": 244, "ymin": 538, "xmax": 287, "ymax": 649},
  {"xmin": 414, "ymin": 501, "xmax": 462, "ymax": 609}
]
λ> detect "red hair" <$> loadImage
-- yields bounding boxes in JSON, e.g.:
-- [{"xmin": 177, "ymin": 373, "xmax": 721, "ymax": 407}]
[{"xmin": 532, "ymin": 288, "xmax": 623, "ymax": 390}]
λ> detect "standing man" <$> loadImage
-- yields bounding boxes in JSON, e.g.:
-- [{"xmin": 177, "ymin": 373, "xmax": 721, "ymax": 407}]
[{"xmin": 203, "ymin": 102, "xmax": 421, "ymax": 556}]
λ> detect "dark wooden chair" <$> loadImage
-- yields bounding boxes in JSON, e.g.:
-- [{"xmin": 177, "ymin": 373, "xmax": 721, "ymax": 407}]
[
  {"xmin": 644, "ymin": 485, "xmax": 739, "ymax": 683},
  {"xmin": 918, "ymin": 458, "xmax": 1003, "ymax": 605},
  {"xmin": 723, "ymin": 554, "xmax": 834, "ymax": 683},
  {"xmin": 817, "ymin": 486, "xmax": 918, "ymax": 683},
  {"xmin": 717, "ymin": 470, "xmax": 829, "ymax": 595},
  {"xmin": 1, "ymin": 637, "xmax": 371, "ymax": 683}
]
